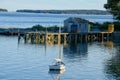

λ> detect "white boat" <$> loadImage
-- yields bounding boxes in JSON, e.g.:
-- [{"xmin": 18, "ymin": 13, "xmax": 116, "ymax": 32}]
[
  {"xmin": 49, "ymin": 26, "xmax": 65, "ymax": 71},
  {"xmin": 49, "ymin": 58, "xmax": 65, "ymax": 70}
]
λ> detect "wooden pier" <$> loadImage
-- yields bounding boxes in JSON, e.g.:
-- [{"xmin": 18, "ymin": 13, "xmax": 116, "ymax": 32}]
[{"xmin": 18, "ymin": 31, "xmax": 113, "ymax": 44}]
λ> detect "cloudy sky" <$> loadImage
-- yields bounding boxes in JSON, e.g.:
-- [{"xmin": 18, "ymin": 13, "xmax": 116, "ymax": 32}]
[{"xmin": 0, "ymin": 0, "xmax": 107, "ymax": 11}]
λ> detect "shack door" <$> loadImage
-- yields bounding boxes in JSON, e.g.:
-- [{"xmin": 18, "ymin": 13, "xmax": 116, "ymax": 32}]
[{"xmin": 71, "ymin": 25, "xmax": 78, "ymax": 33}]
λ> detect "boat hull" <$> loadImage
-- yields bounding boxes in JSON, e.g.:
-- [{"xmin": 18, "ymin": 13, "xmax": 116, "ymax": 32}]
[{"xmin": 49, "ymin": 65, "xmax": 65, "ymax": 71}]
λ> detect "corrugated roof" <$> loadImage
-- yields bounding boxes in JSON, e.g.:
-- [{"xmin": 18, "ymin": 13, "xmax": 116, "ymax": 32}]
[
  {"xmin": 73, "ymin": 17, "xmax": 89, "ymax": 23},
  {"xmin": 65, "ymin": 17, "xmax": 94, "ymax": 24}
]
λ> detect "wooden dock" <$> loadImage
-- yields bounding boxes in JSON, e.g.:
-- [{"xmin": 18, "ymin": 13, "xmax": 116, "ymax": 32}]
[{"xmin": 18, "ymin": 31, "xmax": 113, "ymax": 44}]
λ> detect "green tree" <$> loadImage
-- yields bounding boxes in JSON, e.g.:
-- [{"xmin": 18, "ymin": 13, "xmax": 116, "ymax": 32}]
[{"xmin": 104, "ymin": 0, "xmax": 120, "ymax": 20}]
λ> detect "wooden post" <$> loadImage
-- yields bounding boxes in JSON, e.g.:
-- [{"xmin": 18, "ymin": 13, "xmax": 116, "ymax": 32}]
[
  {"xmin": 81, "ymin": 34, "xmax": 82, "ymax": 43},
  {"xmin": 85, "ymin": 34, "xmax": 88, "ymax": 42},
  {"xmin": 24, "ymin": 34, "xmax": 29, "ymax": 43},
  {"xmin": 69, "ymin": 34, "xmax": 71, "ymax": 43},
  {"xmin": 44, "ymin": 33, "xmax": 47, "ymax": 45},
  {"xmin": 97, "ymin": 33, "xmax": 98, "ymax": 41},
  {"xmin": 18, "ymin": 30, "xmax": 21, "ymax": 44},
  {"xmin": 75, "ymin": 34, "xmax": 78, "ymax": 44},
  {"xmin": 31, "ymin": 34, "xmax": 34, "ymax": 43},
  {"xmin": 51, "ymin": 34, "xmax": 54, "ymax": 44},
  {"xmin": 101, "ymin": 33, "xmax": 104, "ymax": 43},
  {"xmin": 64, "ymin": 34, "xmax": 67, "ymax": 46},
  {"xmin": 107, "ymin": 33, "xmax": 109, "ymax": 41}
]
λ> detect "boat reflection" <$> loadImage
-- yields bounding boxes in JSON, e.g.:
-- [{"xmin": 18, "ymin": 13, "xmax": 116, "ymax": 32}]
[{"xmin": 48, "ymin": 69, "xmax": 65, "ymax": 80}]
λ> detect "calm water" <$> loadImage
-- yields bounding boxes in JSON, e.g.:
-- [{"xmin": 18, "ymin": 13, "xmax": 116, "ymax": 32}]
[
  {"xmin": 0, "ymin": 35, "xmax": 120, "ymax": 80},
  {"xmin": 0, "ymin": 12, "xmax": 113, "ymax": 28}
]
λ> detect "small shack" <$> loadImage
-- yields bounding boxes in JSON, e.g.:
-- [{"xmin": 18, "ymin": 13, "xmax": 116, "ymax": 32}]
[{"xmin": 64, "ymin": 17, "xmax": 91, "ymax": 33}]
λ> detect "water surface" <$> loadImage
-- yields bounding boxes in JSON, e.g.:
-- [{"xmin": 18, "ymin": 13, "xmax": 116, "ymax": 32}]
[
  {"xmin": 0, "ymin": 35, "xmax": 120, "ymax": 80},
  {"xmin": 0, "ymin": 12, "xmax": 113, "ymax": 28}
]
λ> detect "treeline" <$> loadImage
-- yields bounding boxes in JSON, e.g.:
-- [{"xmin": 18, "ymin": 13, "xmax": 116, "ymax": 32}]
[
  {"xmin": 25, "ymin": 25, "xmax": 63, "ymax": 32},
  {"xmin": 101, "ymin": 22, "xmax": 120, "ymax": 31},
  {"xmin": 0, "ymin": 8, "xmax": 8, "ymax": 12},
  {"xmin": 0, "ymin": 25, "xmax": 62, "ymax": 34},
  {"xmin": 6, "ymin": 22, "xmax": 120, "ymax": 32},
  {"xmin": 16, "ymin": 9, "xmax": 110, "ymax": 15},
  {"xmin": 0, "ymin": 22, "xmax": 120, "ymax": 35},
  {"xmin": 0, "ymin": 25, "xmax": 60, "ymax": 35},
  {"xmin": 91, "ymin": 22, "xmax": 120, "ymax": 31}
]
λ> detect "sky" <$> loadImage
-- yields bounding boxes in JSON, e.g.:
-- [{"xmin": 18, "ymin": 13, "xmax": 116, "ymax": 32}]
[{"xmin": 0, "ymin": 0, "xmax": 107, "ymax": 11}]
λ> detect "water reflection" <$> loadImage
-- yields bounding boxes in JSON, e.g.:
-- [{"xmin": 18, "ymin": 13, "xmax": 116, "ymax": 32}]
[
  {"xmin": 17, "ymin": 36, "xmax": 120, "ymax": 80},
  {"xmin": 63, "ymin": 43, "xmax": 88, "ymax": 60},
  {"xmin": 105, "ymin": 43, "xmax": 120, "ymax": 80},
  {"xmin": 101, "ymin": 41, "xmax": 114, "ymax": 49},
  {"xmin": 48, "ymin": 70, "xmax": 65, "ymax": 80}
]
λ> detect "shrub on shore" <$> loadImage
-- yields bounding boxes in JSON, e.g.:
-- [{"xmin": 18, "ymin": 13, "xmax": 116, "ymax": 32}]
[{"xmin": 25, "ymin": 25, "xmax": 62, "ymax": 32}]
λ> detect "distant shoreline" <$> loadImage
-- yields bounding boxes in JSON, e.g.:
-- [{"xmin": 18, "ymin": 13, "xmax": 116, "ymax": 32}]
[
  {"xmin": 16, "ymin": 9, "xmax": 110, "ymax": 15},
  {"xmin": 0, "ymin": 8, "xmax": 8, "ymax": 12}
]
